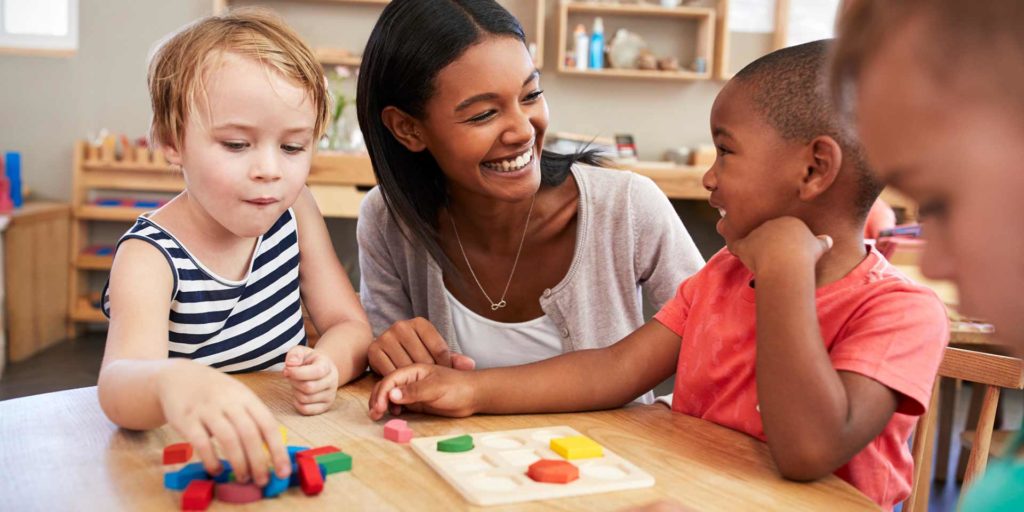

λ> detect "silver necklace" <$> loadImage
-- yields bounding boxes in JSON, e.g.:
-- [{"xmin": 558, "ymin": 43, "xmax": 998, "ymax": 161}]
[{"xmin": 448, "ymin": 194, "xmax": 536, "ymax": 311}]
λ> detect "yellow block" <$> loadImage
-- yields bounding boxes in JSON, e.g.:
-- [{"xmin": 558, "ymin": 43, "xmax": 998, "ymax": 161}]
[{"xmin": 550, "ymin": 435, "xmax": 603, "ymax": 460}]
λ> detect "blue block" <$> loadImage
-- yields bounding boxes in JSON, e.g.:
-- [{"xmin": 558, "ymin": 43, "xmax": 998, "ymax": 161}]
[
  {"xmin": 134, "ymin": 200, "xmax": 161, "ymax": 208},
  {"xmin": 4, "ymin": 152, "xmax": 21, "ymax": 208},
  {"xmin": 96, "ymin": 247, "xmax": 114, "ymax": 256},
  {"xmin": 163, "ymin": 462, "xmax": 209, "ymax": 490},
  {"xmin": 97, "ymin": 199, "xmax": 122, "ymax": 207},
  {"xmin": 263, "ymin": 471, "xmax": 289, "ymax": 498},
  {"xmin": 210, "ymin": 460, "xmax": 233, "ymax": 483},
  {"xmin": 287, "ymin": 445, "xmax": 310, "ymax": 464}
]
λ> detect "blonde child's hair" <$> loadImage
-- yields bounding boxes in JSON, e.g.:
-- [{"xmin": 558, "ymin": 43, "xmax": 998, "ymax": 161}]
[
  {"xmin": 831, "ymin": 0, "xmax": 1024, "ymax": 116},
  {"xmin": 147, "ymin": 7, "xmax": 330, "ymax": 150}
]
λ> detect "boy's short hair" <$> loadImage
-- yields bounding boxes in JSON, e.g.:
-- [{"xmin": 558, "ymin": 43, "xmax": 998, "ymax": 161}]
[
  {"xmin": 147, "ymin": 8, "xmax": 329, "ymax": 150},
  {"xmin": 831, "ymin": 0, "xmax": 1024, "ymax": 120},
  {"xmin": 734, "ymin": 40, "xmax": 881, "ymax": 219}
]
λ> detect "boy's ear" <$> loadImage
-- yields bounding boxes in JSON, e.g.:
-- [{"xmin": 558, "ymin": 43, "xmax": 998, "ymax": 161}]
[
  {"xmin": 799, "ymin": 135, "xmax": 843, "ymax": 202},
  {"xmin": 381, "ymin": 106, "xmax": 427, "ymax": 152},
  {"xmin": 160, "ymin": 138, "xmax": 183, "ymax": 166}
]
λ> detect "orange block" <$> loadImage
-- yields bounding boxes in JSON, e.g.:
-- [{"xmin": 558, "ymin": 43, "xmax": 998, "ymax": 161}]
[{"xmin": 527, "ymin": 459, "xmax": 579, "ymax": 484}]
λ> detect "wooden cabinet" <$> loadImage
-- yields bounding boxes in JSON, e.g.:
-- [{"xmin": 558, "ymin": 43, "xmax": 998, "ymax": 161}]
[{"xmin": 4, "ymin": 202, "xmax": 71, "ymax": 362}]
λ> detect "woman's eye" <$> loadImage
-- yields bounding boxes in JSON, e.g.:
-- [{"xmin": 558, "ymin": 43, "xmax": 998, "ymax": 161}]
[
  {"xmin": 918, "ymin": 199, "xmax": 948, "ymax": 220},
  {"xmin": 282, "ymin": 144, "xmax": 306, "ymax": 154},
  {"xmin": 467, "ymin": 110, "xmax": 497, "ymax": 123},
  {"xmin": 715, "ymin": 145, "xmax": 731, "ymax": 156},
  {"xmin": 524, "ymin": 89, "xmax": 544, "ymax": 102},
  {"xmin": 222, "ymin": 141, "xmax": 248, "ymax": 151}
]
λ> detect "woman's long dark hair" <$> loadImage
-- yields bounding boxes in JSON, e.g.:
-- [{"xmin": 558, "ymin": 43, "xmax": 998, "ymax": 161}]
[{"xmin": 356, "ymin": 0, "xmax": 604, "ymax": 272}]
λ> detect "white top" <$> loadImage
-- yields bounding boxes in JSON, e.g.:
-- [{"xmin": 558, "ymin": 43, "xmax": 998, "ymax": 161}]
[{"xmin": 445, "ymin": 288, "xmax": 654, "ymax": 404}]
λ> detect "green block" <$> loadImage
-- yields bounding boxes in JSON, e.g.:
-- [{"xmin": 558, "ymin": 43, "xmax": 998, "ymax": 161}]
[
  {"xmin": 316, "ymin": 451, "xmax": 352, "ymax": 474},
  {"xmin": 437, "ymin": 434, "xmax": 474, "ymax": 453}
]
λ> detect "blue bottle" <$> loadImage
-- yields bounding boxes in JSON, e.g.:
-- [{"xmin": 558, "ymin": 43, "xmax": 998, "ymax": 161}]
[
  {"xmin": 4, "ymin": 151, "xmax": 22, "ymax": 208},
  {"xmin": 589, "ymin": 17, "xmax": 604, "ymax": 70}
]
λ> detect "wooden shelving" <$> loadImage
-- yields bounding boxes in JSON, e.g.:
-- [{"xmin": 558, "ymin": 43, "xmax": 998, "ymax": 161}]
[
  {"xmin": 75, "ymin": 253, "xmax": 114, "ymax": 271},
  {"xmin": 557, "ymin": 0, "xmax": 716, "ymax": 81}
]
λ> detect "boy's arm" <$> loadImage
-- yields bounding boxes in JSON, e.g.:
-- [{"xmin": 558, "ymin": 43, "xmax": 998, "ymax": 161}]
[
  {"xmin": 98, "ymin": 240, "xmax": 292, "ymax": 486},
  {"xmin": 291, "ymin": 187, "xmax": 373, "ymax": 385},
  {"xmin": 369, "ymin": 320, "xmax": 681, "ymax": 419},
  {"xmin": 732, "ymin": 217, "xmax": 900, "ymax": 481}
]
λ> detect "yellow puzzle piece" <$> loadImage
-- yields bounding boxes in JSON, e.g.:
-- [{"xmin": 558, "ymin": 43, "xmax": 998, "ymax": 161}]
[{"xmin": 550, "ymin": 435, "xmax": 603, "ymax": 460}]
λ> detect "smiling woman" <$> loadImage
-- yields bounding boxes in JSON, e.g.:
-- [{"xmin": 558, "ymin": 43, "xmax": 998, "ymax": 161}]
[{"xmin": 355, "ymin": 0, "xmax": 704, "ymax": 392}]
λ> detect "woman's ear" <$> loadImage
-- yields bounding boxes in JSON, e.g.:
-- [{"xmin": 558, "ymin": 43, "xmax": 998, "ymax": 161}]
[
  {"xmin": 381, "ymin": 106, "xmax": 427, "ymax": 152},
  {"xmin": 799, "ymin": 135, "xmax": 843, "ymax": 201}
]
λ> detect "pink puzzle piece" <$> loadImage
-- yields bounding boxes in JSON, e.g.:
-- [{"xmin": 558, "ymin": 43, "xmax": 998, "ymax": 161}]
[{"xmin": 384, "ymin": 419, "xmax": 414, "ymax": 444}]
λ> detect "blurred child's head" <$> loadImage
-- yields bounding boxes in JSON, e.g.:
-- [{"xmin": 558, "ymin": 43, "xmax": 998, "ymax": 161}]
[
  {"xmin": 147, "ymin": 8, "xmax": 329, "ymax": 237},
  {"xmin": 704, "ymin": 39, "xmax": 880, "ymax": 246},
  {"xmin": 832, "ymin": 0, "xmax": 1024, "ymax": 348}
]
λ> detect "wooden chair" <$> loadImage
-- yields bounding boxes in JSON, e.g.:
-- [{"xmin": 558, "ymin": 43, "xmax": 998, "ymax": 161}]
[{"xmin": 904, "ymin": 347, "xmax": 1024, "ymax": 512}]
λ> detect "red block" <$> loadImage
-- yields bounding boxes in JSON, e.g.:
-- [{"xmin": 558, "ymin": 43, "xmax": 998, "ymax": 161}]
[
  {"xmin": 527, "ymin": 459, "xmax": 579, "ymax": 484},
  {"xmin": 295, "ymin": 445, "xmax": 340, "ymax": 461},
  {"xmin": 181, "ymin": 479, "xmax": 213, "ymax": 510},
  {"xmin": 164, "ymin": 443, "xmax": 193, "ymax": 465},
  {"xmin": 298, "ymin": 456, "xmax": 324, "ymax": 496},
  {"xmin": 215, "ymin": 482, "xmax": 262, "ymax": 504}
]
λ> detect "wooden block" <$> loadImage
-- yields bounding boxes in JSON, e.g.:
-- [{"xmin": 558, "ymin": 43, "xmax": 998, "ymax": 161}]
[
  {"xmin": 295, "ymin": 445, "xmax": 339, "ymax": 461},
  {"xmin": 152, "ymin": 149, "xmax": 169, "ymax": 167},
  {"xmin": 550, "ymin": 436, "xmax": 603, "ymax": 460},
  {"xmin": 437, "ymin": 434, "xmax": 474, "ymax": 453},
  {"xmin": 181, "ymin": 479, "xmax": 214, "ymax": 510},
  {"xmin": 134, "ymin": 146, "xmax": 151, "ymax": 164},
  {"xmin": 163, "ymin": 442, "xmax": 192, "ymax": 465},
  {"xmin": 211, "ymin": 460, "xmax": 232, "ymax": 484},
  {"xmin": 316, "ymin": 451, "xmax": 352, "ymax": 474},
  {"xmin": 164, "ymin": 462, "xmax": 209, "ymax": 491},
  {"xmin": 101, "ymin": 135, "xmax": 117, "ymax": 163},
  {"xmin": 215, "ymin": 482, "xmax": 262, "ymax": 504},
  {"xmin": 262, "ymin": 471, "xmax": 289, "ymax": 498},
  {"xmin": 287, "ymin": 445, "xmax": 310, "ymax": 463},
  {"xmin": 384, "ymin": 419, "xmax": 414, "ymax": 443},
  {"xmin": 298, "ymin": 457, "xmax": 324, "ymax": 495},
  {"xmin": 527, "ymin": 459, "xmax": 579, "ymax": 484}
]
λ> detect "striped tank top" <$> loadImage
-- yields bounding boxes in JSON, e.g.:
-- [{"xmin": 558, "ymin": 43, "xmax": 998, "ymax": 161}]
[{"xmin": 102, "ymin": 209, "xmax": 307, "ymax": 373}]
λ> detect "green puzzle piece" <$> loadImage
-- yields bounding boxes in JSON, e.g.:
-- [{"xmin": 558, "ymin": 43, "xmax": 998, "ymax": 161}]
[
  {"xmin": 316, "ymin": 451, "xmax": 353, "ymax": 474},
  {"xmin": 437, "ymin": 434, "xmax": 474, "ymax": 453}
]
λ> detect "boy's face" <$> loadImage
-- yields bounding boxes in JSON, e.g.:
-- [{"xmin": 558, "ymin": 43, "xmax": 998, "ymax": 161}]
[
  {"xmin": 704, "ymin": 81, "xmax": 807, "ymax": 245},
  {"xmin": 857, "ymin": 22, "xmax": 1024, "ymax": 348},
  {"xmin": 166, "ymin": 52, "xmax": 316, "ymax": 238}
]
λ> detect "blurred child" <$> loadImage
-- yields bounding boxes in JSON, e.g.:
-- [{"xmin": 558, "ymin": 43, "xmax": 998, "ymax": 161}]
[
  {"xmin": 368, "ymin": 40, "xmax": 948, "ymax": 510},
  {"xmin": 833, "ymin": 1, "xmax": 1024, "ymax": 508},
  {"xmin": 97, "ymin": 9, "xmax": 372, "ymax": 486}
]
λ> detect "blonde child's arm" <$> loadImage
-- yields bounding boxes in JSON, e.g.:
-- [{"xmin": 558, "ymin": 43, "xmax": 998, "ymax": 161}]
[
  {"xmin": 368, "ymin": 320, "xmax": 681, "ymax": 419},
  {"xmin": 284, "ymin": 188, "xmax": 373, "ymax": 414},
  {"xmin": 97, "ymin": 240, "xmax": 291, "ymax": 486},
  {"xmin": 730, "ymin": 217, "xmax": 900, "ymax": 481}
]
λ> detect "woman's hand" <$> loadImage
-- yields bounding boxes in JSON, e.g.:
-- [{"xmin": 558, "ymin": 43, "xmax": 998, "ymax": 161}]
[
  {"xmin": 157, "ymin": 361, "xmax": 291, "ymax": 486},
  {"xmin": 368, "ymin": 317, "xmax": 476, "ymax": 375},
  {"xmin": 367, "ymin": 363, "xmax": 479, "ymax": 420}
]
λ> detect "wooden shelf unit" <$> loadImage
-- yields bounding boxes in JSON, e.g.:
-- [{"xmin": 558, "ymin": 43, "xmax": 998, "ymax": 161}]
[{"xmin": 556, "ymin": 0, "xmax": 716, "ymax": 81}]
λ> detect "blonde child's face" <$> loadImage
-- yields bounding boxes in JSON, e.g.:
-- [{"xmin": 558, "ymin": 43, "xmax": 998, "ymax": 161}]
[
  {"xmin": 703, "ymin": 81, "xmax": 807, "ymax": 245},
  {"xmin": 167, "ymin": 51, "xmax": 316, "ymax": 238},
  {"xmin": 857, "ymin": 22, "xmax": 1024, "ymax": 349}
]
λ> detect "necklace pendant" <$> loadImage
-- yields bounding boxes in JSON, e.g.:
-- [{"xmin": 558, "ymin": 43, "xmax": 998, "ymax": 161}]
[{"xmin": 491, "ymin": 300, "xmax": 507, "ymax": 311}]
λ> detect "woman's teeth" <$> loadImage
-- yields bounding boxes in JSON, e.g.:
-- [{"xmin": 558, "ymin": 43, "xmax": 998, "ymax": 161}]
[
  {"xmin": 718, "ymin": 208, "xmax": 727, "ymax": 218},
  {"xmin": 482, "ymin": 149, "xmax": 534, "ymax": 172}
]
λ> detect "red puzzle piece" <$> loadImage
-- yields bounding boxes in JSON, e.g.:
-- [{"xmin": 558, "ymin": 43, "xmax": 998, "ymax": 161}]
[
  {"xmin": 163, "ymin": 443, "xmax": 193, "ymax": 465},
  {"xmin": 298, "ymin": 456, "xmax": 324, "ymax": 495},
  {"xmin": 215, "ymin": 482, "xmax": 262, "ymax": 504},
  {"xmin": 527, "ymin": 459, "xmax": 580, "ymax": 484},
  {"xmin": 181, "ymin": 479, "xmax": 213, "ymax": 510},
  {"xmin": 295, "ymin": 445, "xmax": 340, "ymax": 461}
]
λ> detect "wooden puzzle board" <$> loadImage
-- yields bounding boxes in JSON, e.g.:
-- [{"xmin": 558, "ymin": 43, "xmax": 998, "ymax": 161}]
[{"xmin": 410, "ymin": 426, "xmax": 655, "ymax": 506}]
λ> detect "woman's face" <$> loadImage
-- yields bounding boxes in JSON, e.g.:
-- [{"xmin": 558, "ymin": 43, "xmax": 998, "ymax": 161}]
[
  {"xmin": 856, "ymin": 21, "xmax": 1024, "ymax": 350},
  {"xmin": 417, "ymin": 36, "xmax": 548, "ymax": 204}
]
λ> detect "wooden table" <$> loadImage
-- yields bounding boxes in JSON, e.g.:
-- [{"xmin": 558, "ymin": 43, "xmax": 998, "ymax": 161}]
[{"xmin": 0, "ymin": 374, "xmax": 878, "ymax": 511}]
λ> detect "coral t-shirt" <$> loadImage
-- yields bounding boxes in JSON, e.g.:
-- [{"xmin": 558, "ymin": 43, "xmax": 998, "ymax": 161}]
[{"xmin": 654, "ymin": 247, "xmax": 948, "ymax": 510}]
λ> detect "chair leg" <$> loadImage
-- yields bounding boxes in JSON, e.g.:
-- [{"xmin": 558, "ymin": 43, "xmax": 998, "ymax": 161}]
[
  {"xmin": 906, "ymin": 381, "xmax": 939, "ymax": 512},
  {"xmin": 934, "ymin": 377, "xmax": 956, "ymax": 483},
  {"xmin": 956, "ymin": 383, "xmax": 987, "ymax": 482},
  {"xmin": 963, "ymin": 386, "xmax": 1000, "ymax": 487}
]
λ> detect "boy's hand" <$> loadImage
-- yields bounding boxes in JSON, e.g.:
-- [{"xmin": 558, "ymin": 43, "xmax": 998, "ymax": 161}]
[
  {"xmin": 158, "ymin": 362, "xmax": 291, "ymax": 486},
  {"xmin": 282, "ymin": 345, "xmax": 339, "ymax": 415},
  {"xmin": 368, "ymin": 317, "xmax": 477, "ymax": 376},
  {"xmin": 727, "ymin": 216, "xmax": 833, "ymax": 276},
  {"xmin": 368, "ymin": 364, "xmax": 478, "ymax": 420}
]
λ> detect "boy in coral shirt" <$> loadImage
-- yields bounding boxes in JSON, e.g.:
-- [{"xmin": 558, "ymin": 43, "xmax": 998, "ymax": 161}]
[{"xmin": 367, "ymin": 40, "xmax": 948, "ymax": 510}]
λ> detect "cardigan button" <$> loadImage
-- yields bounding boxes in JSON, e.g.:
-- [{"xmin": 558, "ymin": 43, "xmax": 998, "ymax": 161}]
[
  {"xmin": 542, "ymin": 288, "xmax": 552, "ymax": 298},
  {"xmin": 561, "ymin": 328, "xmax": 570, "ymax": 338}
]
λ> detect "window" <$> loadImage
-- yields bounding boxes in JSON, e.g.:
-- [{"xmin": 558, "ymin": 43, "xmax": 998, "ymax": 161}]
[{"xmin": 0, "ymin": 0, "xmax": 78, "ymax": 55}]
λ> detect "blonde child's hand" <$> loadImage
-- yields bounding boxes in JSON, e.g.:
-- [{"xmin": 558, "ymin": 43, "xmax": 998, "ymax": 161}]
[
  {"xmin": 727, "ymin": 216, "xmax": 833, "ymax": 276},
  {"xmin": 282, "ymin": 345, "xmax": 339, "ymax": 415},
  {"xmin": 367, "ymin": 363, "xmax": 477, "ymax": 420},
  {"xmin": 157, "ymin": 361, "xmax": 291, "ymax": 486}
]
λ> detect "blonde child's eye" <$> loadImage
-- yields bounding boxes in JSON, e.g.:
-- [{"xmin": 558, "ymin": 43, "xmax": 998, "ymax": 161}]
[
  {"xmin": 282, "ymin": 144, "xmax": 306, "ymax": 154},
  {"xmin": 221, "ymin": 141, "xmax": 248, "ymax": 151}
]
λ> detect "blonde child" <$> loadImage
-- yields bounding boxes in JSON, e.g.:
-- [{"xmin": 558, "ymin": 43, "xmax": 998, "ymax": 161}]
[
  {"xmin": 833, "ymin": 1, "xmax": 1024, "ymax": 509},
  {"xmin": 97, "ymin": 9, "xmax": 372, "ymax": 486},
  {"xmin": 368, "ymin": 40, "xmax": 948, "ymax": 510}
]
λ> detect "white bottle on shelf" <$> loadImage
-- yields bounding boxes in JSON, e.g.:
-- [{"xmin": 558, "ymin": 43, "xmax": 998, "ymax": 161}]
[{"xmin": 573, "ymin": 24, "xmax": 589, "ymax": 71}]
